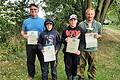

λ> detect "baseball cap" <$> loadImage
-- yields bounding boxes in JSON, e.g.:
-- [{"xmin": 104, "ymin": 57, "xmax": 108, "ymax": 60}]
[{"xmin": 69, "ymin": 14, "xmax": 77, "ymax": 20}]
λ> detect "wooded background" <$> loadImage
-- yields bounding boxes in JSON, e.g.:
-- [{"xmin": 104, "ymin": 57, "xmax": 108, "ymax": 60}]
[
  {"xmin": 0, "ymin": 0, "xmax": 120, "ymax": 60},
  {"xmin": 0, "ymin": 0, "xmax": 120, "ymax": 80}
]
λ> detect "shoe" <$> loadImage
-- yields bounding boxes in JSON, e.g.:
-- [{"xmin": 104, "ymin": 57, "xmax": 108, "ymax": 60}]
[
  {"xmin": 72, "ymin": 76, "xmax": 77, "ymax": 80},
  {"xmin": 27, "ymin": 76, "xmax": 34, "ymax": 80},
  {"xmin": 79, "ymin": 78, "xmax": 84, "ymax": 80},
  {"xmin": 78, "ymin": 76, "xmax": 84, "ymax": 80},
  {"xmin": 67, "ymin": 75, "xmax": 72, "ymax": 80},
  {"xmin": 89, "ymin": 78, "xmax": 95, "ymax": 80}
]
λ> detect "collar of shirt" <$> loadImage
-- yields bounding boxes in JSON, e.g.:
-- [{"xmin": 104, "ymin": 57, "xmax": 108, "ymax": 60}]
[
  {"xmin": 84, "ymin": 20, "xmax": 97, "ymax": 25},
  {"xmin": 30, "ymin": 16, "xmax": 39, "ymax": 19}
]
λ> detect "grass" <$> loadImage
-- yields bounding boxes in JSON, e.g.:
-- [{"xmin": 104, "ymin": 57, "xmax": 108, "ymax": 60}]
[
  {"xmin": 0, "ymin": 26, "xmax": 120, "ymax": 80},
  {"xmin": 96, "ymin": 27, "xmax": 120, "ymax": 80},
  {"xmin": 96, "ymin": 42, "xmax": 120, "ymax": 80}
]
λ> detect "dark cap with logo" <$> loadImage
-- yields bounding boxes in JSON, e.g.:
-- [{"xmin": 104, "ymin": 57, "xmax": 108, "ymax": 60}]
[{"xmin": 69, "ymin": 14, "xmax": 77, "ymax": 20}]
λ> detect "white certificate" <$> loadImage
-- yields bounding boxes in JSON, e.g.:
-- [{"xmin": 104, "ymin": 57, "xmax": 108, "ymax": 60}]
[
  {"xmin": 43, "ymin": 45, "xmax": 56, "ymax": 62},
  {"xmin": 27, "ymin": 31, "xmax": 38, "ymax": 45},
  {"xmin": 85, "ymin": 33, "xmax": 97, "ymax": 48},
  {"xmin": 66, "ymin": 38, "xmax": 80, "ymax": 53}
]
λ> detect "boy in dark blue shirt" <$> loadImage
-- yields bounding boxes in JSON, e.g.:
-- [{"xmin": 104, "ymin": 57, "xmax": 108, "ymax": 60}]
[{"xmin": 38, "ymin": 19, "xmax": 61, "ymax": 80}]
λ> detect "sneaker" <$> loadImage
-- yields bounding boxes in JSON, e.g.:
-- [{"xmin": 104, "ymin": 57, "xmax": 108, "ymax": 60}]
[
  {"xmin": 67, "ymin": 75, "xmax": 72, "ymax": 80},
  {"xmin": 72, "ymin": 76, "xmax": 77, "ymax": 80},
  {"xmin": 27, "ymin": 76, "xmax": 34, "ymax": 80},
  {"xmin": 79, "ymin": 78, "xmax": 84, "ymax": 80},
  {"xmin": 78, "ymin": 76, "xmax": 84, "ymax": 80}
]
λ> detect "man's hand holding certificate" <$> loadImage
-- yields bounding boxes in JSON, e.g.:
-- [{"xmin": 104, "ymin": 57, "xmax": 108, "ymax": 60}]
[
  {"xmin": 27, "ymin": 31, "xmax": 38, "ymax": 45},
  {"xmin": 85, "ymin": 33, "xmax": 98, "ymax": 48}
]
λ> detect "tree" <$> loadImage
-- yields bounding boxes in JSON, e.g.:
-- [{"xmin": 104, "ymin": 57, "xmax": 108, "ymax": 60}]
[
  {"xmin": 0, "ymin": 0, "xmax": 28, "ymax": 43},
  {"xmin": 0, "ymin": 0, "xmax": 30, "ymax": 57},
  {"xmin": 15, "ymin": 0, "xmax": 114, "ymax": 31},
  {"xmin": 41, "ymin": 0, "xmax": 83, "ymax": 31},
  {"xmin": 41, "ymin": 0, "xmax": 114, "ymax": 31},
  {"xmin": 95, "ymin": 0, "xmax": 114, "ymax": 23},
  {"xmin": 113, "ymin": 0, "xmax": 120, "ymax": 24}
]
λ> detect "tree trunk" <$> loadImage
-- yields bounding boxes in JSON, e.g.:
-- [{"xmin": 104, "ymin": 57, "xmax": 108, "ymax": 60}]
[
  {"xmin": 100, "ymin": 0, "xmax": 112, "ymax": 23},
  {"xmin": 95, "ymin": 0, "xmax": 114, "ymax": 24},
  {"xmin": 81, "ymin": 0, "xmax": 92, "ymax": 20},
  {"xmin": 95, "ymin": 0, "xmax": 104, "ymax": 21},
  {"xmin": 87, "ymin": 0, "xmax": 92, "ymax": 8},
  {"xmin": 80, "ymin": 0, "xmax": 85, "ymax": 20}
]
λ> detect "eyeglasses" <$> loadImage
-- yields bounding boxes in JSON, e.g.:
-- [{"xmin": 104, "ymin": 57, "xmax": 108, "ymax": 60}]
[{"xmin": 30, "ymin": 9, "xmax": 37, "ymax": 10}]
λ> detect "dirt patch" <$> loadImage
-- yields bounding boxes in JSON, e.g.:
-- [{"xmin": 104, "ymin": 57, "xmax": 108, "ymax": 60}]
[
  {"xmin": 0, "ymin": 61, "xmax": 9, "ymax": 66},
  {"xmin": 102, "ymin": 28, "xmax": 120, "ymax": 42}
]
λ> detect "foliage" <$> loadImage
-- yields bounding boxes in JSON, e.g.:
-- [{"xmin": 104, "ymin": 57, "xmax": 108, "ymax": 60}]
[
  {"xmin": 0, "ymin": 35, "xmax": 25, "ymax": 61},
  {"xmin": 0, "ymin": 0, "xmax": 28, "ymax": 61},
  {"xmin": 0, "ymin": 1, "xmax": 24, "ymax": 43},
  {"xmin": 107, "ymin": 0, "xmax": 120, "ymax": 25},
  {"xmin": 41, "ymin": 0, "xmax": 114, "ymax": 31},
  {"xmin": 41, "ymin": 0, "xmax": 83, "ymax": 31},
  {"xmin": 0, "ymin": 0, "xmax": 120, "ymax": 80}
]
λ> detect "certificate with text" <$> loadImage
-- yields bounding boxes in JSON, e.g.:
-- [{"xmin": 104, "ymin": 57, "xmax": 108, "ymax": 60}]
[
  {"xmin": 43, "ymin": 45, "xmax": 56, "ymax": 62},
  {"xmin": 66, "ymin": 38, "xmax": 80, "ymax": 53},
  {"xmin": 27, "ymin": 31, "xmax": 38, "ymax": 45},
  {"xmin": 85, "ymin": 33, "xmax": 97, "ymax": 48}
]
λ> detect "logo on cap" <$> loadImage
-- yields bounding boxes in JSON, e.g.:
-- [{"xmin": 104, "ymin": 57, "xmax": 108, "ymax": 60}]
[{"xmin": 69, "ymin": 14, "xmax": 77, "ymax": 20}]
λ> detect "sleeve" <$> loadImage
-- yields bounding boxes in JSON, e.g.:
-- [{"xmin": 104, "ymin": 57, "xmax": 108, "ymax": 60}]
[
  {"xmin": 78, "ymin": 28, "xmax": 85, "ymax": 51},
  {"xmin": 61, "ymin": 30, "xmax": 67, "ymax": 44},
  {"xmin": 42, "ymin": 19, "xmax": 45, "ymax": 31},
  {"xmin": 38, "ymin": 33, "xmax": 43, "ymax": 50},
  {"xmin": 39, "ymin": 18, "xmax": 45, "ymax": 32},
  {"xmin": 55, "ymin": 31, "xmax": 61, "ymax": 51},
  {"xmin": 98, "ymin": 22, "xmax": 102, "ymax": 35},
  {"xmin": 22, "ymin": 20, "xmax": 26, "ymax": 31},
  {"xmin": 78, "ymin": 22, "xmax": 87, "ymax": 33}
]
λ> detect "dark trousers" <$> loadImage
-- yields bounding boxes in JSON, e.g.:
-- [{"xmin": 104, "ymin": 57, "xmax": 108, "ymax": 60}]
[
  {"xmin": 40, "ymin": 60, "xmax": 57, "ymax": 80},
  {"xmin": 64, "ymin": 52, "xmax": 80, "ymax": 79},
  {"xmin": 26, "ymin": 45, "xmax": 43, "ymax": 78}
]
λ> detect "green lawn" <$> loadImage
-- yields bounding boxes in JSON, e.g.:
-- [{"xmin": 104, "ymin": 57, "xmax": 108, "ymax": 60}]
[{"xmin": 0, "ymin": 27, "xmax": 120, "ymax": 80}]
